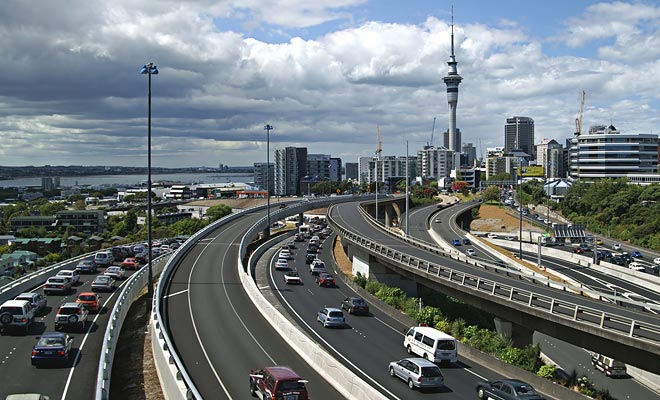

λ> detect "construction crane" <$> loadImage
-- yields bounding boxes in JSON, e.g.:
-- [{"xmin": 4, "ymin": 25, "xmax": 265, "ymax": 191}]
[
  {"xmin": 428, "ymin": 117, "xmax": 436, "ymax": 147},
  {"xmin": 575, "ymin": 90, "xmax": 586, "ymax": 136}
]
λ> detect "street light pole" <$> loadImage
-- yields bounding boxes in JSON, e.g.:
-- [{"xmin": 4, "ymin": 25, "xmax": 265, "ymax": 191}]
[
  {"xmin": 518, "ymin": 158, "xmax": 524, "ymax": 260},
  {"xmin": 140, "ymin": 62, "xmax": 158, "ymax": 305},
  {"xmin": 405, "ymin": 140, "xmax": 409, "ymax": 237},
  {"xmin": 264, "ymin": 124, "xmax": 273, "ymax": 238}
]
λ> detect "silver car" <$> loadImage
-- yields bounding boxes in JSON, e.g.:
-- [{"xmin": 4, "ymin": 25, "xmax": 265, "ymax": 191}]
[
  {"xmin": 389, "ymin": 358, "xmax": 444, "ymax": 390},
  {"xmin": 14, "ymin": 292, "xmax": 47, "ymax": 313},
  {"xmin": 316, "ymin": 307, "xmax": 345, "ymax": 328}
]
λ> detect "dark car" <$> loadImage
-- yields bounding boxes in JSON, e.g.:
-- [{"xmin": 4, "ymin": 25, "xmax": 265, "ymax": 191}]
[
  {"xmin": 463, "ymin": 238, "xmax": 471, "ymax": 245},
  {"xmin": 305, "ymin": 253, "xmax": 316, "ymax": 264},
  {"xmin": 31, "ymin": 332, "xmax": 73, "ymax": 367},
  {"xmin": 75, "ymin": 260, "xmax": 97, "ymax": 274},
  {"xmin": 451, "ymin": 239, "xmax": 461, "ymax": 246},
  {"xmin": 340, "ymin": 297, "xmax": 369, "ymax": 315},
  {"xmin": 631, "ymin": 250, "xmax": 643, "ymax": 258},
  {"xmin": 250, "ymin": 366, "xmax": 309, "ymax": 400},
  {"xmin": 315, "ymin": 273, "xmax": 335, "ymax": 287},
  {"xmin": 573, "ymin": 247, "xmax": 584, "ymax": 254},
  {"xmin": 476, "ymin": 379, "xmax": 542, "ymax": 400}
]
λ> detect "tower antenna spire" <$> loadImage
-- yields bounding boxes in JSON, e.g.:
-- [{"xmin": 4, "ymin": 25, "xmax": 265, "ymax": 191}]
[{"xmin": 451, "ymin": 4, "xmax": 455, "ymax": 57}]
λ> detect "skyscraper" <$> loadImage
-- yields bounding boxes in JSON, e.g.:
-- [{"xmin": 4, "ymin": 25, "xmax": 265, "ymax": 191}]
[
  {"xmin": 443, "ymin": 10, "xmax": 462, "ymax": 154},
  {"xmin": 274, "ymin": 147, "xmax": 307, "ymax": 196},
  {"xmin": 504, "ymin": 117, "xmax": 535, "ymax": 158}
]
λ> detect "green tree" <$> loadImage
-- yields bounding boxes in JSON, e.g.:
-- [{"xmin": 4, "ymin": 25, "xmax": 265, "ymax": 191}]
[
  {"xmin": 39, "ymin": 201, "xmax": 66, "ymax": 216},
  {"xmin": 482, "ymin": 186, "xmax": 500, "ymax": 202},
  {"xmin": 206, "ymin": 204, "xmax": 232, "ymax": 221},
  {"xmin": 170, "ymin": 218, "xmax": 208, "ymax": 236},
  {"xmin": 73, "ymin": 199, "xmax": 87, "ymax": 210}
]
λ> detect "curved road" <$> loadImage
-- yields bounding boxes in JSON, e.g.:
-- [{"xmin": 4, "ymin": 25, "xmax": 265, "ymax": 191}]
[{"xmin": 161, "ymin": 210, "xmax": 344, "ymax": 399}]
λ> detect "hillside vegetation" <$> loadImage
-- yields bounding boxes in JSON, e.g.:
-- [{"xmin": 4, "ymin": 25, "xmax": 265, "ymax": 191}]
[{"xmin": 559, "ymin": 179, "xmax": 660, "ymax": 250}]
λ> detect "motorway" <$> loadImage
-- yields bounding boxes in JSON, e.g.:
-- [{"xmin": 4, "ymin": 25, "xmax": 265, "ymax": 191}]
[
  {"xmin": 406, "ymin": 201, "xmax": 660, "ymax": 399},
  {"xmin": 262, "ymin": 231, "xmax": 517, "ymax": 399},
  {"xmin": 161, "ymin": 209, "xmax": 344, "ymax": 399},
  {"xmin": 0, "ymin": 257, "xmax": 138, "ymax": 399}
]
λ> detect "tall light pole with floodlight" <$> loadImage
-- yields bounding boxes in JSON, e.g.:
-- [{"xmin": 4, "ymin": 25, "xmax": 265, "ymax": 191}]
[
  {"xmin": 140, "ymin": 62, "xmax": 158, "ymax": 303},
  {"xmin": 517, "ymin": 157, "xmax": 525, "ymax": 259},
  {"xmin": 264, "ymin": 124, "xmax": 273, "ymax": 238}
]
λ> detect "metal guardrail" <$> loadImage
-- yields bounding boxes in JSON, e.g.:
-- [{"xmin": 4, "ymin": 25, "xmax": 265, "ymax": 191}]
[{"xmin": 327, "ymin": 204, "xmax": 660, "ymax": 348}]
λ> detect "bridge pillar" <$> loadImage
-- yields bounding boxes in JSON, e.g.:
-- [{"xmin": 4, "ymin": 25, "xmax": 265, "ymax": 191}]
[
  {"xmin": 384, "ymin": 206, "xmax": 391, "ymax": 227},
  {"xmin": 349, "ymin": 246, "xmax": 417, "ymax": 297},
  {"xmin": 494, "ymin": 317, "xmax": 534, "ymax": 348}
]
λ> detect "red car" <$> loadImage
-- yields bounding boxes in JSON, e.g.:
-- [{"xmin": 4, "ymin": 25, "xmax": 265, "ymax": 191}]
[
  {"xmin": 573, "ymin": 247, "xmax": 584, "ymax": 254},
  {"xmin": 121, "ymin": 257, "xmax": 138, "ymax": 270},
  {"xmin": 250, "ymin": 366, "xmax": 308, "ymax": 400},
  {"xmin": 315, "ymin": 273, "xmax": 336, "ymax": 287},
  {"xmin": 76, "ymin": 292, "xmax": 100, "ymax": 313}
]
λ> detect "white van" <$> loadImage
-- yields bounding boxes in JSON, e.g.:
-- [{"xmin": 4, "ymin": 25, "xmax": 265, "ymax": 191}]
[
  {"xmin": 94, "ymin": 251, "xmax": 115, "ymax": 267},
  {"xmin": 403, "ymin": 326, "xmax": 457, "ymax": 364},
  {"xmin": 591, "ymin": 353, "xmax": 627, "ymax": 377}
]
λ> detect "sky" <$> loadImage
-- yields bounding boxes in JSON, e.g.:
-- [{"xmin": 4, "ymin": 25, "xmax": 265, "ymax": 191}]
[{"xmin": 1, "ymin": 0, "xmax": 660, "ymax": 168}]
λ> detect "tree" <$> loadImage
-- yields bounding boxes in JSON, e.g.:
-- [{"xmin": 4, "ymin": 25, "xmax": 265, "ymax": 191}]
[
  {"xmin": 39, "ymin": 201, "xmax": 66, "ymax": 216},
  {"xmin": 73, "ymin": 199, "xmax": 87, "ymax": 210},
  {"xmin": 171, "ymin": 218, "xmax": 208, "ymax": 235},
  {"xmin": 206, "ymin": 204, "xmax": 232, "ymax": 221},
  {"xmin": 482, "ymin": 186, "xmax": 500, "ymax": 203}
]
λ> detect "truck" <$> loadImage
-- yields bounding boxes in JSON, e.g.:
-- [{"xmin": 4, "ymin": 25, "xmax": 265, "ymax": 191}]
[{"xmin": 298, "ymin": 224, "xmax": 311, "ymax": 238}]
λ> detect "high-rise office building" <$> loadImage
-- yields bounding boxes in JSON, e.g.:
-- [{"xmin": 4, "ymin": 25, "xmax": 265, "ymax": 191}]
[
  {"xmin": 307, "ymin": 154, "xmax": 331, "ymax": 180},
  {"xmin": 253, "ymin": 162, "xmax": 274, "ymax": 194},
  {"xmin": 345, "ymin": 163, "xmax": 358, "ymax": 180},
  {"xmin": 461, "ymin": 142, "xmax": 477, "ymax": 166},
  {"xmin": 329, "ymin": 157, "xmax": 342, "ymax": 182},
  {"xmin": 275, "ymin": 147, "xmax": 307, "ymax": 196},
  {"xmin": 504, "ymin": 116, "xmax": 535, "ymax": 158}
]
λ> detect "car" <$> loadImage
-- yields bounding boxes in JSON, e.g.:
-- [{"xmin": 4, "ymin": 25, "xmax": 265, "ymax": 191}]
[
  {"xmin": 317, "ymin": 307, "xmax": 345, "ymax": 328},
  {"xmin": 573, "ymin": 247, "xmax": 585, "ymax": 254},
  {"xmin": 91, "ymin": 275, "xmax": 116, "ymax": 292},
  {"xmin": 284, "ymin": 240, "xmax": 296, "ymax": 249},
  {"xmin": 596, "ymin": 239, "xmax": 603, "ymax": 245},
  {"xmin": 75, "ymin": 292, "xmax": 100, "ymax": 313},
  {"xmin": 654, "ymin": 257, "xmax": 660, "ymax": 265},
  {"xmin": 14, "ymin": 293, "xmax": 47, "ymax": 314},
  {"xmin": 31, "ymin": 332, "xmax": 74, "ymax": 367},
  {"xmin": 305, "ymin": 253, "xmax": 316, "ymax": 264},
  {"xmin": 104, "ymin": 266, "xmax": 126, "ymax": 280},
  {"xmin": 75, "ymin": 260, "xmax": 97, "ymax": 274},
  {"xmin": 475, "ymin": 379, "xmax": 542, "ymax": 400},
  {"xmin": 54, "ymin": 302, "xmax": 89, "ymax": 332},
  {"xmin": 274, "ymin": 259, "xmax": 289, "ymax": 270},
  {"xmin": 0, "ymin": 299, "xmax": 35, "ymax": 335},
  {"xmin": 466, "ymin": 248, "xmax": 476, "ymax": 257},
  {"xmin": 504, "ymin": 236, "xmax": 516, "ymax": 241},
  {"xmin": 310, "ymin": 259, "xmax": 326, "ymax": 275},
  {"xmin": 43, "ymin": 277, "xmax": 72, "ymax": 295},
  {"xmin": 55, "ymin": 269, "xmax": 80, "ymax": 286},
  {"xmin": 315, "ymin": 273, "xmax": 336, "ymax": 287},
  {"xmin": 631, "ymin": 250, "xmax": 643, "ymax": 258},
  {"xmin": 434, "ymin": 217, "xmax": 441, "ymax": 223},
  {"xmin": 121, "ymin": 257, "xmax": 139, "ymax": 270},
  {"xmin": 93, "ymin": 251, "xmax": 115, "ymax": 267},
  {"xmin": 463, "ymin": 238, "xmax": 471, "ymax": 245},
  {"xmin": 249, "ymin": 366, "xmax": 309, "ymax": 400},
  {"xmin": 284, "ymin": 271, "xmax": 302, "ymax": 285},
  {"xmin": 628, "ymin": 262, "xmax": 646, "ymax": 272},
  {"xmin": 487, "ymin": 233, "xmax": 498, "ymax": 239},
  {"xmin": 611, "ymin": 256, "xmax": 627, "ymax": 266},
  {"xmin": 612, "ymin": 243, "xmax": 622, "ymax": 251},
  {"xmin": 388, "ymin": 357, "xmax": 444, "ymax": 390},
  {"xmin": 340, "ymin": 297, "xmax": 369, "ymax": 315},
  {"xmin": 451, "ymin": 239, "xmax": 461, "ymax": 246},
  {"xmin": 278, "ymin": 249, "xmax": 292, "ymax": 259},
  {"xmin": 307, "ymin": 243, "xmax": 318, "ymax": 253}
]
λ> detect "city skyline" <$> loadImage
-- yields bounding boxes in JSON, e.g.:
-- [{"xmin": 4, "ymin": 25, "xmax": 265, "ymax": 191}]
[{"xmin": 1, "ymin": 1, "xmax": 659, "ymax": 167}]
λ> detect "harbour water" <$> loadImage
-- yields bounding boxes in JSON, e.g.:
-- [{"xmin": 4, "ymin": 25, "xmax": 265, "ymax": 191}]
[{"xmin": 0, "ymin": 173, "xmax": 253, "ymax": 188}]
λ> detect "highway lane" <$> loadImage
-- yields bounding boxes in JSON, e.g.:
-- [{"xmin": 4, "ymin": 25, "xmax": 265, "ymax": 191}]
[
  {"xmin": 264, "ymin": 233, "xmax": 519, "ymax": 400},
  {"xmin": 409, "ymin": 201, "xmax": 660, "ymax": 399},
  {"xmin": 162, "ymin": 210, "xmax": 344, "ymax": 400},
  {"xmin": 0, "ymin": 257, "xmax": 137, "ymax": 400}
]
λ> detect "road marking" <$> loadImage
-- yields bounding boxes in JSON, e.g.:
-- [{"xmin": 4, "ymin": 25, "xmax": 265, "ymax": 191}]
[
  {"xmin": 162, "ymin": 288, "xmax": 188, "ymax": 299},
  {"xmin": 62, "ymin": 277, "xmax": 131, "ymax": 400}
]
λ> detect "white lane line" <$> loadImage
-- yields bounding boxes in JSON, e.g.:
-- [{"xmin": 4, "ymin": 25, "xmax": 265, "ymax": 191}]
[
  {"xmin": 162, "ymin": 288, "xmax": 188, "ymax": 299},
  {"xmin": 61, "ymin": 278, "xmax": 131, "ymax": 400}
]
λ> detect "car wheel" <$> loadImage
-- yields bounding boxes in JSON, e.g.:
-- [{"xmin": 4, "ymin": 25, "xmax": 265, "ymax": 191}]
[
  {"xmin": 477, "ymin": 387, "xmax": 486, "ymax": 399},
  {"xmin": 0, "ymin": 312, "xmax": 12, "ymax": 326},
  {"xmin": 68, "ymin": 315, "xmax": 79, "ymax": 325},
  {"xmin": 389, "ymin": 367, "xmax": 395, "ymax": 377},
  {"xmin": 348, "ymin": 308, "xmax": 352, "ymax": 315},
  {"xmin": 249, "ymin": 382, "xmax": 257, "ymax": 397},
  {"xmin": 408, "ymin": 379, "xmax": 415, "ymax": 390},
  {"xmin": 406, "ymin": 345, "xmax": 413, "ymax": 355}
]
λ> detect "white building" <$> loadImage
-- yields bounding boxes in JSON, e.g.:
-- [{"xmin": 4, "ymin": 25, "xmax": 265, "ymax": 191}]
[{"xmin": 417, "ymin": 146, "xmax": 453, "ymax": 180}]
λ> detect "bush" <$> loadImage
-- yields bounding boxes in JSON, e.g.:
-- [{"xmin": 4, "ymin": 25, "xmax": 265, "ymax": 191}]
[
  {"xmin": 364, "ymin": 280, "xmax": 385, "ymax": 295},
  {"xmin": 353, "ymin": 272, "xmax": 367, "ymax": 288},
  {"xmin": 537, "ymin": 365, "xmax": 556, "ymax": 380}
]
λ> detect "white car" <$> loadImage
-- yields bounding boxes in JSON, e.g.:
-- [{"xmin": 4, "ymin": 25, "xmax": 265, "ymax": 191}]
[
  {"xmin": 274, "ymin": 259, "xmax": 288, "ymax": 270},
  {"xmin": 284, "ymin": 271, "xmax": 302, "ymax": 285},
  {"xmin": 654, "ymin": 257, "xmax": 660, "ymax": 265},
  {"xmin": 628, "ymin": 262, "xmax": 646, "ymax": 272},
  {"xmin": 55, "ymin": 269, "xmax": 80, "ymax": 286},
  {"xmin": 466, "ymin": 249, "xmax": 476, "ymax": 257},
  {"xmin": 310, "ymin": 259, "xmax": 326, "ymax": 275},
  {"xmin": 487, "ymin": 233, "xmax": 497, "ymax": 239},
  {"xmin": 104, "ymin": 266, "xmax": 126, "ymax": 280},
  {"xmin": 612, "ymin": 243, "xmax": 622, "ymax": 251},
  {"xmin": 278, "ymin": 249, "xmax": 292, "ymax": 259}
]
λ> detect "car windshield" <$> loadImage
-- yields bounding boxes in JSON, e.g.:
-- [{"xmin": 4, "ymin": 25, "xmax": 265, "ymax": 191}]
[
  {"xmin": 277, "ymin": 380, "xmax": 306, "ymax": 392},
  {"xmin": 37, "ymin": 337, "xmax": 65, "ymax": 347},
  {"xmin": 352, "ymin": 298, "xmax": 365, "ymax": 305},
  {"xmin": 96, "ymin": 276, "xmax": 111, "ymax": 282},
  {"xmin": 49, "ymin": 278, "xmax": 65, "ymax": 283},
  {"xmin": 421, "ymin": 366, "xmax": 442, "ymax": 377},
  {"xmin": 16, "ymin": 295, "xmax": 33, "ymax": 301},
  {"xmin": 78, "ymin": 295, "xmax": 96, "ymax": 301}
]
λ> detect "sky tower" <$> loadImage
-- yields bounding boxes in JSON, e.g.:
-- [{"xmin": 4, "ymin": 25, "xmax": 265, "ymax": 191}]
[{"xmin": 443, "ymin": 8, "xmax": 462, "ymax": 154}]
